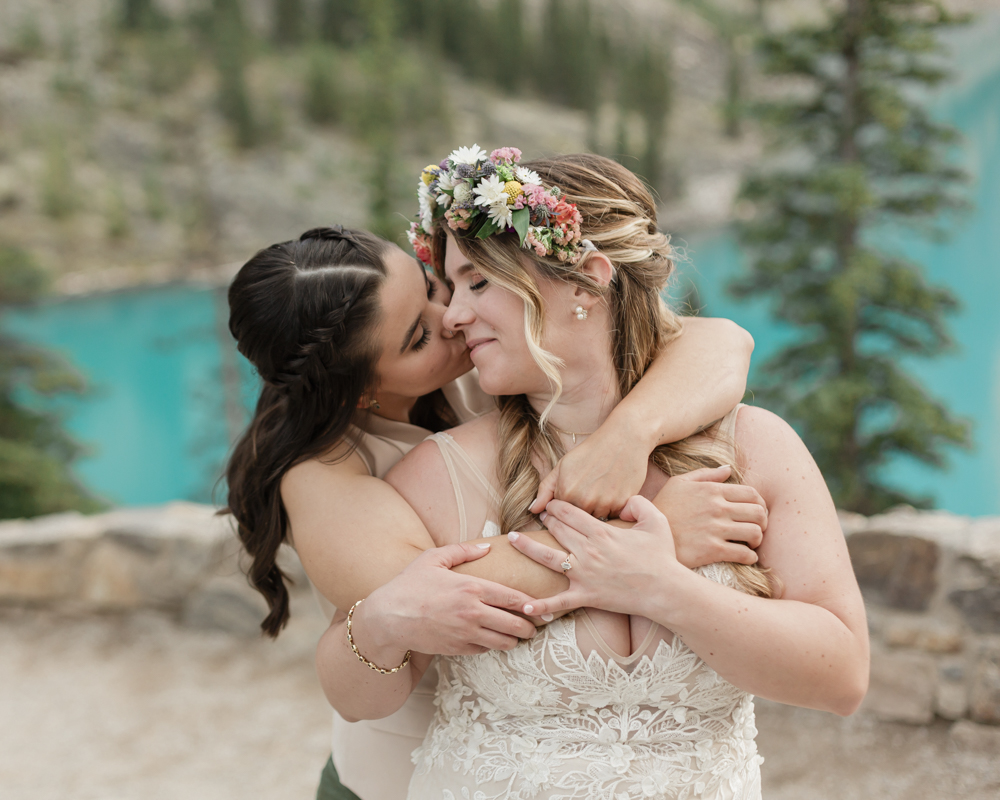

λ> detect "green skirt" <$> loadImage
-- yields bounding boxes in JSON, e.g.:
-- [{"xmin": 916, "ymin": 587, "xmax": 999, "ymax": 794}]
[{"xmin": 316, "ymin": 755, "xmax": 363, "ymax": 800}]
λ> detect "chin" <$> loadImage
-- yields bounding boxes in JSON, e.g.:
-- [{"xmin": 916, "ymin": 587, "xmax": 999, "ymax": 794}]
[{"xmin": 476, "ymin": 372, "xmax": 525, "ymax": 397}]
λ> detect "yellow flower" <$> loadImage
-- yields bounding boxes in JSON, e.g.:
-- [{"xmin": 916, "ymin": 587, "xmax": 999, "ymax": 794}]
[
  {"xmin": 503, "ymin": 180, "xmax": 523, "ymax": 205},
  {"xmin": 421, "ymin": 165, "xmax": 439, "ymax": 186}
]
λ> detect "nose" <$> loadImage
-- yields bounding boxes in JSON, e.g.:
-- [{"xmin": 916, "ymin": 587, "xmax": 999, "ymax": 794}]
[
  {"xmin": 427, "ymin": 298, "xmax": 459, "ymax": 339},
  {"xmin": 442, "ymin": 293, "xmax": 474, "ymax": 332}
]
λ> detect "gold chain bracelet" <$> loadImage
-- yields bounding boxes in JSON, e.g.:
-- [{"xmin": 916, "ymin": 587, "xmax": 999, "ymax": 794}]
[{"xmin": 346, "ymin": 598, "xmax": 412, "ymax": 675}]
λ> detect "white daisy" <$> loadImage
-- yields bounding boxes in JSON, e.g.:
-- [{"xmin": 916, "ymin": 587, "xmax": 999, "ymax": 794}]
[
  {"xmin": 474, "ymin": 175, "xmax": 513, "ymax": 227},
  {"xmin": 449, "ymin": 144, "xmax": 488, "ymax": 165},
  {"xmin": 515, "ymin": 166, "xmax": 542, "ymax": 186},
  {"xmin": 418, "ymin": 182, "xmax": 435, "ymax": 231},
  {"xmin": 435, "ymin": 170, "xmax": 460, "ymax": 206}
]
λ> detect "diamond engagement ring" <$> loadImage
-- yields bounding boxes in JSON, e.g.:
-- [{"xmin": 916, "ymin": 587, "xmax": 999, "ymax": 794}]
[{"xmin": 560, "ymin": 556, "xmax": 573, "ymax": 572}]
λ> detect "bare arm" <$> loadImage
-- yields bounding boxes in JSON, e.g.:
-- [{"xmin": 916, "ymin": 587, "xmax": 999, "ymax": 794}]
[
  {"xmin": 531, "ymin": 316, "xmax": 754, "ymax": 519},
  {"xmin": 289, "ymin": 452, "xmax": 556, "ymax": 721},
  {"xmin": 513, "ymin": 407, "xmax": 870, "ymax": 716}
]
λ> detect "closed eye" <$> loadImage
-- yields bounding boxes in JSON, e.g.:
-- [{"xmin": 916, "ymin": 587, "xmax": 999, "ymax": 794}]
[
  {"xmin": 426, "ymin": 274, "xmax": 438, "ymax": 300},
  {"xmin": 412, "ymin": 325, "xmax": 432, "ymax": 351},
  {"xmin": 470, "ymin": 278, "xmax": 488, "ymax": 292}
]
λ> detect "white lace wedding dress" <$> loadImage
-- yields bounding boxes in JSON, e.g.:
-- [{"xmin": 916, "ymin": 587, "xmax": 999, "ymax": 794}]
[{"xmin": 408, "ymin": 408, "xmax": 763, "ymax": 800}]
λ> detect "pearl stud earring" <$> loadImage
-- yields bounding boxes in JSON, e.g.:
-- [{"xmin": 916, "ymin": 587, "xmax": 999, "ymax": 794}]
[{"xmin": 574, "ymin": 305, "xmax": 588, "ymax": 320}]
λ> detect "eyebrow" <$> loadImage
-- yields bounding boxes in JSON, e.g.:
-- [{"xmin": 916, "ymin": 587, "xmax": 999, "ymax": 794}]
[{"xmin": 447, "ymin": 262, "xmax": 474, "ymax": 281}]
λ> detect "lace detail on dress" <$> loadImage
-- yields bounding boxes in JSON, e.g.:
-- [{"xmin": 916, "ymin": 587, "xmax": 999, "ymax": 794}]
[{"xmin": 409, "ymin": 564, "xmax": 763, "ymax": 800}]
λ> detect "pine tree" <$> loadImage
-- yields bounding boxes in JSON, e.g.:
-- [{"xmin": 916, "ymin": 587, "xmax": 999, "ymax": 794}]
[
  {"xmin": 359, "ymin": 0, "xmax": 402, "ymax": 239},
  {"xmin": 495, "ymin": 0, "xmax": 528, "ymax": 91},
  {"xmin": 304, "ymin": 45, "xmax": 340, "ymax": 125},
  {"xmin": 632, "ymin": 44, "xmax": 672, "ymax": 193},
  {"xmin": 0, "ymin": 246, "xmax": 98, "ymax": 519},
  {"xmin": 319, "ymin": 0, "xmax": 362, "ymax": 46},
  {"xmin": 272, "ymin": 0, "xmax": 304, "ymax": 46},
  {"xmin": 538, "ymin": 0, "xmax": 599, "ymax": 111},
  {"xmin": 680, "ymin": 0, "xmax": 752, "ymax": 139},
  {"xmin": 732, "ymin": 0, "xmax": 972, "ymax": 514},
  {"xmin": 211, "ymin": 0, "xmax": 258, "ymax": 148},
  {"xmin": 120, "ymin": 0, "xmax": 163, "ymax": 31}
]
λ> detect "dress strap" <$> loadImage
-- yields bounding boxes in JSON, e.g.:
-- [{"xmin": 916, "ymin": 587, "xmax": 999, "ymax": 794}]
[
  {"xmin": 427, "ymin": 432, "xmax": 503, "ymax": 543},
  {"xmin": 716, "ymin": 403, "xmax": 745, "ymax": 444},
  {"xmin": 703, "ymin": 402, "xmax": 744, "ymax": 465}
]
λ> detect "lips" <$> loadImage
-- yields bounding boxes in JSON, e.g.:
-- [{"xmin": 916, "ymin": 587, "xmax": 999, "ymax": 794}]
[{"xmin": 464, "ymin": 337, "xmax": 496, "ymax": 358}]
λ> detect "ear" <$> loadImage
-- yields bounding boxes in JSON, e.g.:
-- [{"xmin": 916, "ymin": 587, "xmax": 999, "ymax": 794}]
[
  {"xmin": 571, "ymin": 252, "xmax": 614, "ymax": 312},
  {"xmin": 576, "ymin": 251, "xmax": 614, "ymax": 290}
]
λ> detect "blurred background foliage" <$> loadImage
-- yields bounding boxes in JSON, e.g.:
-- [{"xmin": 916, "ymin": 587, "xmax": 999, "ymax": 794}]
[
  {"xmin": 0, "ymin": 246, "xmax": 100, "ymax": 518},
  {"xmin": 0, "ymin": 0, "xmax": 988, "ymax": 518}
]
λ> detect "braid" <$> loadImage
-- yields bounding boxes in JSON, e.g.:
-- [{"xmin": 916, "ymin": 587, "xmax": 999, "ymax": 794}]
[
  {"xmin": 496, "ymin": 397, "xmax": 542, "ymax": 535},
  {"xmin": 267, "ymin": 286, "xmax": 362, "ymax": 394},
  {"xmin": 225, "ymin": 227, "xmax": 390, "ymax": 636}
]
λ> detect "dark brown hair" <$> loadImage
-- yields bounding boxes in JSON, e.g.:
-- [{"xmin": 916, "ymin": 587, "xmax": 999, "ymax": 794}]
[{"xmin": 224, "ymin": 227, "xmax": 389, "ymax": 636}]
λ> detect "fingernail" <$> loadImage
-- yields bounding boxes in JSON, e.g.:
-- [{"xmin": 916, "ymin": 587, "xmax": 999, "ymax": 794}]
[
  {"xmin": 523, "ymin": 604, "xmax": 534, "ymax": 614},
  {"xmin": 476, "ymin": 543, "xmax": 490, "ymax": 550},
  {"xmin": 507, "ymin": 531, "xmax": 519, "ymax": 542},
  {"xmin": 539, "ymin": 511, "xmax": 549, "ymax": 522},
  {"xmin": 541, "ymin": 614, "xmax": 554, "ymax": 622}
]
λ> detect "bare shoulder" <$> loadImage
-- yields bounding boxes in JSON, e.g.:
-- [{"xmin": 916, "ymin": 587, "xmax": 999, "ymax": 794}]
[
  {"xmin": 385, "ymin": 412, "xmax": 500, "ymax": 546},
  {"xmin": 734, "ymin": 405, "xmax": 801, "ymax": 453},
  {"xmin": 389, "ymin": 411, "xmax": 500, "ymax": 484},
  {"xmin": 444, "ymin": 410, "xmax": 500, "ymax": 473},
  {"xmin": 732, "ymin": 406, "xmax": 821, "ymax": 499},
  {"xmin": 281, "ymin": 449, "xmax": 369, "ymax": 508}
]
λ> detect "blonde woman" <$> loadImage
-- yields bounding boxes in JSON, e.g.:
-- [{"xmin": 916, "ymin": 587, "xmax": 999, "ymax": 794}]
[{"xmin": 318, "ymin": 149, "xmax": 869, "ymax": 800}]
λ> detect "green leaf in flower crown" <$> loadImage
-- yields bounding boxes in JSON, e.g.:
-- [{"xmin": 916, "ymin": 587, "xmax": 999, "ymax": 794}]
[
  {"xmin": 512, "ymin": 207, "xmax": 530, "ymax": 245},
  {"xmin": 476, "ymin": 219, "xmax": 501, "ymax": 239}
]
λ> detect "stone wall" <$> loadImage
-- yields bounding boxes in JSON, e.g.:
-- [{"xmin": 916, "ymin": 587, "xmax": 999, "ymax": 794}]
[
  {"xmin": 841, "ymin": 507, "xmax": 1000, "ymax": 727},
  {"xmin": 1, "ymin": 502, "xmax": 998, "ymax": 727},
  {"xmin": 0, "ymin": 502, "xmax": 309, "ymax": 637}
]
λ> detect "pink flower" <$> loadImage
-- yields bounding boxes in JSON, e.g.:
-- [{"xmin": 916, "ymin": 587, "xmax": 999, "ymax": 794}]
[
  {"xmin": 553, "ymin": 200, "xmax": 580, "ymax": 227},
  {"xmin": 490, "ymin": 147, "xmax": 522, "ymax": 164},
  {"xmin": 445, "ymin": 208, "xmax": 473, "ymax": 230},
  {"xmin": 413, "ymin": 240, "xmax": 432, "ymax": 264},
  {"xmin": 525, "ymin": 231, "xmax": 548, "ymax": 257}
]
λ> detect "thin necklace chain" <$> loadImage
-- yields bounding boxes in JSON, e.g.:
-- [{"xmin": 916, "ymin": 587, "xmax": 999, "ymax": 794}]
[{"xmin": 543, "ymin": 420, "xmax": 597, "ymax": 445}]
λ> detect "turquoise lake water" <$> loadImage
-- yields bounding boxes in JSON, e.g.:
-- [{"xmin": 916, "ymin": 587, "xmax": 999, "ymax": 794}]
[{"xmin": 5, "ymin": 20, "xmax": 1000, "ymax": 514}]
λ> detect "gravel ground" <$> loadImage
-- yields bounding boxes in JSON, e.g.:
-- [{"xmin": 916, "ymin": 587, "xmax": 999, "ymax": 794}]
[{"xmin": 3, "ymin": 606, "xmax": 999, "ymax": 800}]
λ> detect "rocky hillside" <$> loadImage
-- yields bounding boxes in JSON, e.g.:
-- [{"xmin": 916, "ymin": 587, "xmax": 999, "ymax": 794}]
[{"xmin": 0, "ymin": 0, "xmax": 766, "ymax": 292}]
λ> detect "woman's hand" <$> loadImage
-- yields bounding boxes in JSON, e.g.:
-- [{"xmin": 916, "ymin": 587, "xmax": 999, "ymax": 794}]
[
  {"xmin": 655, "ymin": 465, "xmax": 767, "ymax": 568},
  {"xmin": 530, "ymin": 421, "xmax": 650, "ymax": 520},
  {"xmin": 510, "ymin": 496, "xmax": 685, "ymax": 619},
  {"xmin": 360, "ymin": 542, "xmax": 540, "ymax": 656}
]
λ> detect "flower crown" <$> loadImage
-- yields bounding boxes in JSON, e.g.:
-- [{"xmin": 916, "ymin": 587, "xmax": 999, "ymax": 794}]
[{"xmin": 407, "ymin": 145, "xmax": 592, "ymax": 268}]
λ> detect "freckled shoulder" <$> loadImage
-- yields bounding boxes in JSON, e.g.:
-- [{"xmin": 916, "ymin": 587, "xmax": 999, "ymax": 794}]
[{"xmin": 731, "ymin": 405, "xmax": 820, "ymax": 501}]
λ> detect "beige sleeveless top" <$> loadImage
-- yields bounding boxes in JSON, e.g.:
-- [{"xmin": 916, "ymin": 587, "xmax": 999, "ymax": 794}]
[{"xmin": 318, "ymin": 372, "xmax": 493, "ymax": 800}]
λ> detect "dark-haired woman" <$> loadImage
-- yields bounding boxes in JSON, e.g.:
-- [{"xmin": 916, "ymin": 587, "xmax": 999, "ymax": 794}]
[{"xmin": 225, "ymin": 226, "xmax": 764, "ymax": 800}]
